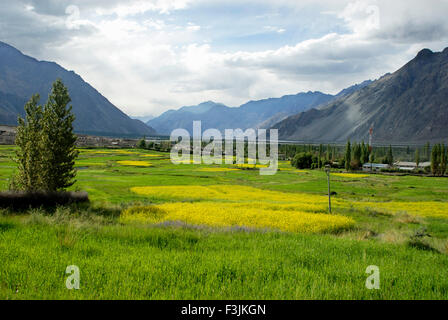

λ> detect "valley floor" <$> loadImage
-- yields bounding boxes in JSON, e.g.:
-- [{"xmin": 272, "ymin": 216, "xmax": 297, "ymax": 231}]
[{"xmin": 0, "ymin": 146, "xmax": 447, "ymax": 299}]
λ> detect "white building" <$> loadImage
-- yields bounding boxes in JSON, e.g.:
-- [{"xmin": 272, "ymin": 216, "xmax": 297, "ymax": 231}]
[
  {"xmin": 394, "ymin": 161, "xmax": 431, "ymax": 171},
  {"xmin": 362, "ymin": 163, "xmax": 390, "ymax": 172}
]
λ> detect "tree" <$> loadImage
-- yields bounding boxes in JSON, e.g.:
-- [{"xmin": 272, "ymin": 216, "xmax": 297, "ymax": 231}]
[
  {"xmin": 13, "ymin": 94, "xmax": 44, "ymax": 191},
  {"xmin": 291, "ymin": 152, "xmax": 313, "ymax": 169},
  {"xmin": 40, "ymin": 79, "xmax": 79, "ymax": 191},
  {"xmin": 431, "ymin": 144, "xmax": 440, "ymax": 176},
  {"xmin": 441, "ymin": 144, "xmax": 447, "ymax": 176},
  {"xmin": 415, "ymin": 148, "xmax": 420, "ymax": 169},
  {"xmin": 352, "ymin": 142, "xmax": 362, "ymax": 169},
  {"xmin": 318, "ymin": 144, "xmax": 323, "ymax": 168},
  {"xmin": 361, "ymin": 141, "xmax": 369, "ymax": 164},
  {"xmin": 425, "ymin": 142, "xmax": 431, "ymax": 161},
  {"xmin": 345, "ymin": 140, "xmax": 351, "ymax": 171},
  {"xmin": 386, "ymin": 145, "xmax": 394, "ymax": 166},
  {"xmin": 137, "ymin": 137, "xmax": 147, "ymax": 149}
]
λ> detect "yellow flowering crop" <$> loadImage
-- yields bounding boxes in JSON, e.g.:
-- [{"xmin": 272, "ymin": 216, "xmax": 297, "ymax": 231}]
[
  {"xmin": 117, "ymin": 161, "xmax": 152, "ymax": 167},
  {"xmin": 279, "ymin": 168, "xmax": 307, "ymax": 173},
  {"xmin": 199, "ymin": 168, "xmax": 240, "ymax": 172},
  {"xmin": 120, "ymin": 202, "xmax": 354, "ymax": 234},
  {"xmin": 355, "ymin": 201, "xmax": 448, "ymax": 219},
  {"xmin": 234, "ymin": 164, "xmax": 269, "ymax": 169},
  {"xmin": 141, "ymin": 154, "xmax": 164, "ymax": 158},
  {"xmin": 131, "ymin": 185, "xmax": 337, "ymax": 205},
  {"xmin": 81, "ymin": 150, "xmax": 138, "ymax": 155}
]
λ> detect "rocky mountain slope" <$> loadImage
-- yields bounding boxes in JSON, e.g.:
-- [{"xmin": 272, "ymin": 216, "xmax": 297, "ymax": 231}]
[
  {"xmin": 0, "ymin": 41, "xmax": 156, "ymax": 136},
  {"xmin": 273, "ymin": 48, "xmax": 448, "ymax": 144}
]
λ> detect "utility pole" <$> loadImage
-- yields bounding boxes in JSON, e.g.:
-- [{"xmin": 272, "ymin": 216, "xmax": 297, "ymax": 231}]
[{"xmin": 325, "ymin": 165, "xmax": 332, "ymax": 213}]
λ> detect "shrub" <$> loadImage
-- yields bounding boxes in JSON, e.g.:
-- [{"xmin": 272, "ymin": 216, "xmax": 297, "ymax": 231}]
[
  {"xmin": 0, "ymin": 191, "xmax": 89, "ymax": 210},
  {"xmin": 291, "ymin": 152, "xmax": 313, "ymax": 169}
]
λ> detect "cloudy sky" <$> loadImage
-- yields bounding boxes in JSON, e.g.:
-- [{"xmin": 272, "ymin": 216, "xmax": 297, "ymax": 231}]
[{"xmin": 1, "ymin": 0, "xmax": 447, "ymax": 117}]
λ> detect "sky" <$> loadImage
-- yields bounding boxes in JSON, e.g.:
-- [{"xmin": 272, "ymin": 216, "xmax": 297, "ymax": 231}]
[{"xmin": 1, "ymin": 0, "xmax": 448, "ymax": 117}]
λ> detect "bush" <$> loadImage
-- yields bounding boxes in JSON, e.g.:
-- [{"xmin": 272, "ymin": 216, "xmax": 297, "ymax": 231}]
[
  {"xmin": 291, "ymin": 152, "xmax": 313, "ymax": 169},
  {"xmin": 0, "ymin": 191, "xmax": 89, "ymax": 210},
  {"xmin": 137, "ymin": 138, "xmax": 146, "ymax": 149}
]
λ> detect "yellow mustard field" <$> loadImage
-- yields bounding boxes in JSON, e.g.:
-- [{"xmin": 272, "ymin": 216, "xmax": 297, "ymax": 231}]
[
  {"xmin": 125, "ymin": 185, "xmax": 355, "ymax": 233},
  {"xmin": 354, "ymin": 201, "xmax": 448, "ymax": 218},
  {"xmin": 131, "ymin": 185, "xmax": 342, "ymax": 206},
  {"xmin": 199, "ymin": 168, "xmax": 240, "ymax": 172},
  {"xmin": 80, "ymin": 150, "xmax": 139, "ymax": 155},
  {"xmin": 234, "ymin": 164, "xmax": 269, "ymax": 168},
  {"xmin": 141, "ymin": 154, "xmax": 165, "ymax": 158},
  {"xmin": 129, "ymin": 185, "xmax": 448, "ymax": 222},
  {"xmin": 117, "ymin": 161, "xmax": 152, "ymax": 167},
  {"xmin": 120, "ymin": 203, "xmax": 355, "ymax": 233}
]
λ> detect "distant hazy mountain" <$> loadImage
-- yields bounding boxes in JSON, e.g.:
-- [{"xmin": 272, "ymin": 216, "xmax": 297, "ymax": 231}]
[
  {"xmin": 131, "ymin": 115, "xmax": 155, "ymax": 123},
  {"xmin": 273, "ymin": 48, "xmax": 448, "ymax": 144},
  {"xmin": 148, "ymin": 92, "xmax": 339, "ymax": 135},
  {"xmin": 0, "ymin": 41, "xmax": 156, "ymax": 136}
]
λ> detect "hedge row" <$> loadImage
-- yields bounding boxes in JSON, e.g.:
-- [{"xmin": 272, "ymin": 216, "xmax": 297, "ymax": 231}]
[{"xmin": 0, "ymin": 191, "xmax": 89, "ymax": 209}]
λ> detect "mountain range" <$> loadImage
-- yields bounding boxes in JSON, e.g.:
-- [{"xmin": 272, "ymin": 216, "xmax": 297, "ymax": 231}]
[
  {"xmin": 0, "ymin": 41, "xmax": 156, "ymax": 136},
  {"xmin": 273, "ymin": 48, "xmax": 448, "ymax": 144},
  {"xmin": 2, "ymin": 40, "xmax": 447, "ymax": 144},
  {"xmin": 147, "ymin": 81, "xmax": 372, "ymax": 135}
]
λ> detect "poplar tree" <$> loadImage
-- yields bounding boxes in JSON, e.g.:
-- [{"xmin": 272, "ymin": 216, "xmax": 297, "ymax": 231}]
[
  {"xmin": 40, "ymin": 79, "xmax": 79, "ymax": 191},
  {"xmin": 13, "ymin": 94, "xmax": 44, "ymax": 191},
  {"xmin": 345, "ymin": 140, "xmax": 351, "ymax": 171},
  {"xmin": 386, "ymin": 145, "xmax": 394, "ymax": 166},
  {"xmin": 431, "ymin": 144, "xmax": 440, "ymax": 176},
  {"xmin": 318, "ymin": 144, "xmax": 323, "ymax": 168},
  {"xmin": 353, "ymin": 142, "xmax": 361, "ymax": 168},
  {"xmin": 415, "ymin": 148, "xmax": 420, "ymax": 168},
  {"xmin": 441, "ymin": 144, "xmax": 447, "ymax": 176}
]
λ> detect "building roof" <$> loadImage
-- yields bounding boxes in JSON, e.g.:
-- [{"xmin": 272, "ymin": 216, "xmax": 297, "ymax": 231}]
[
  {"xmin": 395, "ymin": 162, "xmax": 416, "ymax": 167},
  {"xmin": 362, "ymin": 163, "xmax": 389, "ymax": 168},
  {"xmin": 395, "ymin": 161, "xmax": 431, "ymax": 167}
]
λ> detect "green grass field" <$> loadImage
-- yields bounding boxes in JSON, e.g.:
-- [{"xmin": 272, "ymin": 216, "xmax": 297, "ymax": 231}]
[{"xmin": 1, "ymin": 145, "xmax": 448, "ymax": 300}]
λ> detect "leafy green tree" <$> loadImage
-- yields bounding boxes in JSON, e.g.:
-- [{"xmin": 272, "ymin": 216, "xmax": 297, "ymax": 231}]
[
  {"xmin": 441, "ymin": 144, "xmax": 447, "ymax": 176},
  {"xmin": 415, "ymin": 148, "xmax": 420, "ymax": 168},
  {"xmin": 137, "ymin": 137, "xmax": 147, "ymax": 149},
  {"xmin": 291, "ymin": 152, "xmax": 313, "ymax": 169},
  {"xmin": 425, "ymin": 142, "xmax": 431, "ymax": 161},
  {"xmin": 360, "ymin": 141, "xmax": 370, "ymax": 164},
  {"xmin": 345, "ymin": 140, "xmax": 351, "ymax": 171},
  {"xmin": 431, "ymin": 144, "xmax": 440, "ymax": 176},
  {"xmin": 352, "ymin": 142, "xmax": 362, "ymax": 169},
  {"xmin": 318, "ymin": 144, "xmax": 323, "ymax": 168},
  {"xmin": 386, "ymin": 145, "xmax": 394, "ymax": 166},
  {"xmin": 13, "ymin": 94, "xmax": 44, "ymax": 191},
  {"xmin": 40, "ymin": 79, "xmax": 79, "ymax": 191}
]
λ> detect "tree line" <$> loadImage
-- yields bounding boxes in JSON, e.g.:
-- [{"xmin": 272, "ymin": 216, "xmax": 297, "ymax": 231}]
[{"xmin": 290, "ymin": 140, "xmax": 447, "ymax": 176}]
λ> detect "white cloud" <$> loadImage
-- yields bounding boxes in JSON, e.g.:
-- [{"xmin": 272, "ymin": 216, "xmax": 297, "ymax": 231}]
[
  {"xmin": 95, "ymin": 0, "xmax": 193, "ymax": 16},
  {"xmin": 186, "ymin": 22, "xmax": 201, "ymax": 32},
  {"xmin": 264, "ymin": 26, "xmax": 286, "ymax": 34},
  {"xmin": 1, "ymin": 0, "xmax": 448, "ymax": 117}
]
